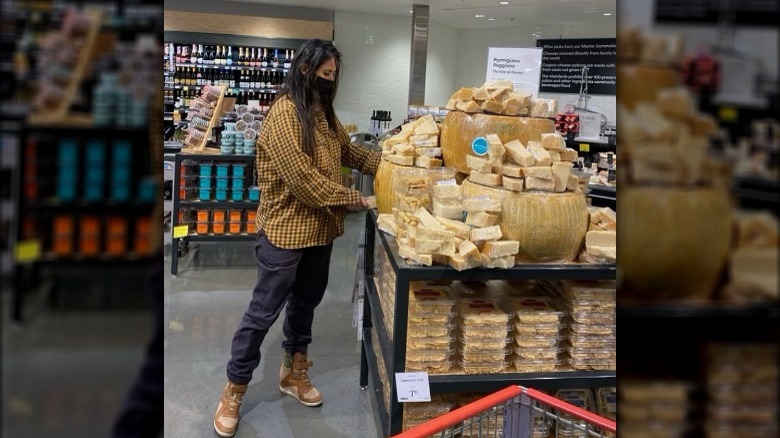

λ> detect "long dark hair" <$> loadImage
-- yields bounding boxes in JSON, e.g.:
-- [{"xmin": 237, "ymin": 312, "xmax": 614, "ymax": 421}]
[{"xmin": 274, "ymin": 39, "xmax": 341, "ymax": 157}]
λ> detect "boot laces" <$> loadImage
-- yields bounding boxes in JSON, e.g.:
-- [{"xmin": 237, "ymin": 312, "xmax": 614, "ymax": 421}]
[
  {"xmin": 223, "ymin": 389, "xmax": 245, "ymax": 417},
  {"xmin": 293, "ymin": 359, "xmax": 314, "ymax": 391}
]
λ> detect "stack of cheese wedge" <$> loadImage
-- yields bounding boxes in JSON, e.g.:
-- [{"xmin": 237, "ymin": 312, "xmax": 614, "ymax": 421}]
[
  {"xmin": 381, "ymin": 114, "xmax": 443, "ymax": 169},
  {"xmin": 445, "ymin": 80, "xmax": 558, "ymax": 119},
  {"xmin": 581, "ymin": 207, "xmax": 617, "ymax": 264},
  {"xmin": 723, "ymin": 210, "xmax": 778, "ymax": 303}
]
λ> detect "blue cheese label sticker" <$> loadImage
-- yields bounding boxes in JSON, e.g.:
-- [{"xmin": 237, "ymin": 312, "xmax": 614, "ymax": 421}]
[{"xmin": 471, "ymin": 137, "xmax": 488, "ymax": 156}]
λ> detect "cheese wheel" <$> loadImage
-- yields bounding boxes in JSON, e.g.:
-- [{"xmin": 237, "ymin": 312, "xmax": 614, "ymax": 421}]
[
  {"xmin": 462, "ymin": 179, "xmax": 588, "ymax": 263},
  {"xmin": 374, "ymin": 159, "xmax": 412, "ymax": 214},
  {"xmin": 619, "ymin": 187, "xmax": 732, "ymax": 301},
  {"xmin": 440, "ymin": 111, "xmax": 555, "ymax": 174}
]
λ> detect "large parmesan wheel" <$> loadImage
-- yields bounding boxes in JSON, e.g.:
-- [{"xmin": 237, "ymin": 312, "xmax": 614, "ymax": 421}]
[
  {"xmin": 619, "ymin": 187, "xmax": 732, "ymax": 302},
  {"xmin": 373, "ymin": 159, "xmax": 412, "ymax": 214},
  {"xmin": 617, "ymin": 65, "xmax": 678, "ymax": 111},
  {"xmin": 462, "ymin": 179, "xmax": 588, "ymax": 263},
  {"xmin": 440, "ymin": 112, "xmax": 555, "ymax": 174}
]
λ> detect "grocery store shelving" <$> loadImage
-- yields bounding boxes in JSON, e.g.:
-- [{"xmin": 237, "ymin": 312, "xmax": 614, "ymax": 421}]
[{"xmin": 359, "ymin": 209, "xmax": 616, "ymax": 436}]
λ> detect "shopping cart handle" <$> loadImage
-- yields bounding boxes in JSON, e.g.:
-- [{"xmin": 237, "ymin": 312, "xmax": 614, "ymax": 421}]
[{"xmin": 524, "ymin": 387, "xmax": 616, "ymax": 433}]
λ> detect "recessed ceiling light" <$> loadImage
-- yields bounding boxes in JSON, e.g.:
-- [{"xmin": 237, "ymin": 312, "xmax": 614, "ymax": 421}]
[
  {"xmin": 602, "ymin": 12, "xmax": 612, "ymax": 16},
  {"xmin": 409, "ymin": 10, "xmax": 413, "ymax": 13},
  {"xmin": 475, "ymin": 14, "xmax": 485, "ymax": 18},
  {"xmin": 488, "ymin": 18, "xmax": 496, "ymax": 21},
  {"xmin": 499, "ymin": 1, "xmax": 509, "ymax": 4}
]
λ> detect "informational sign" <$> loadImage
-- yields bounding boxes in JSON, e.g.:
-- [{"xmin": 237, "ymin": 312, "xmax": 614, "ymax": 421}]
[
  {"xmin": 173, "ymin": 225, "xmax": 189, "ymax": 238},
  {"xmin": 15, "ymin": 240, "xmax": 41, "ymax": 263},
  {"xmin": 655, "ymin": 0, "xmax": 779, "ymax": 26},
  {"xmin": 395, "ymin": 372, "xmax": 432, "ymax": 402},
  {"xmin": 578, "ymin": 112, "xmax": 603, "ymax": 140},
  {"xmin": 485, "ymin": 47, "xmax": 543, "ymax": 98},
  {"xmin": 536, "ymin": 38, "xmax": 616, "ymax": 95}
]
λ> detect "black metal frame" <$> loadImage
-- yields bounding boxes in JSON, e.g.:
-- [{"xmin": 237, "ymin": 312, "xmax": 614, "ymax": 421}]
[
  {"xmin": 359, "ymin": 209, "xmax": 617, "ymax": 436},
  {"xmin": 170, "ymin": 153, "xmax": 258, "ymax": 275}
]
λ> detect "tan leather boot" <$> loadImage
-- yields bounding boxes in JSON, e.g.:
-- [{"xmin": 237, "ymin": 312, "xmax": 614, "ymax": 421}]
[
  {"xmin": 279, "ymin": 352, "xmax": 323, "ymax": 407},
  {"xmin": 213, "ymin": 380, "xmax": 247, "ymax": 437}
]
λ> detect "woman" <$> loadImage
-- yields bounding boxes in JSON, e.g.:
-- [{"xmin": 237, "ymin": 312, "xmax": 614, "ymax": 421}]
[{"xmin": 213, "ymin": 39, "xmax": 382, "ymax": 437}]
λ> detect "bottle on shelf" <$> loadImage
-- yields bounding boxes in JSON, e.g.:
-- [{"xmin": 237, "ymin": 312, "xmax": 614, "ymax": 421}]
[
  {"xmin": 190, "ymin": 44, "xmax": 198, "ymax": 64},
  {"xmin": 196, "ymin": 44, "xmax": 203, "ymax": 64},
  {"xmin": 258, "ymin": 48, "xmax": 266, "ymax": 67},
  {"xmin": 238, "ymin": 47, "xmax": 244, "ymax": 66},
  {"xmin": 196, "ymin": 68, "xmax": 203, "ymax": 86},
  {"xmin": 257, "ymin": 70, "xmax": 264, "ymax": 89},
  {"xmin": 220, "ymin": 46, "xmax": 226, "ymax": 65},
  {"xmin": 212, "ymin": 46, "xmax": 219, "ymax": 65},
  {"xmin": 175, "ymin": 45, "xmax": 181, "ymax": 63},
  {"xmin": 283, "ymin": 50, "xmax": 292, "ymax": 68},
  {"xmin": 226, "ymin": 46, "xmax": 233, "ymax": 66},
  {"xmin": 247, "ymin": 48, "xmax": 254, "ymax": 67},
  {"xmin": 607, "ymin": 153, "xmax": 616, "ymax": 183},
  {"xmin": 272, "ymin": 49, "xmax": 279, "ymax": 68},
  {"xmin": 229, "ymin": 70, "xmax": 236, "ymax": 88}
]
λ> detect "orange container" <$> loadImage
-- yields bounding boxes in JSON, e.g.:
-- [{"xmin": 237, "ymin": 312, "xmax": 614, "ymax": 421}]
[
  {"xmin": 228, "ymin": 221, "xmax": 242, "ymax": 234},
  {"xmin": 246, "ymin": 210, "xmax": 257, "ymax": 222},
  {"xmin": 107, "ymin": 217, "xmax": 127, "ymax": 235},
  {"xmin": 135, "ymin": 238, "xmax": 151, "ymax": 255},
  {"xmin": 106, "ymin": 237, "xmax": 126, "ymax": 255},
  {"xmin": 229, "ymin": 209, "xmax": 243, "ymax": 221},
  {"xmin": 196, "ymin": 221, "xmax": 209, "ymax": 234},
  {"xmin": 196, "ymin": 209, "xmax": 210, "ymax": 221},
  {"xmin": 79, "ymin": 237, "xmax": 100, "ymax": 256},
  {"xmin": 136, "ymin": 217, "xmax": 151, "ymax": 235},
  {"xmin": 246, "ymin": 222, "xmax": 257, "ymax": 234},
  {"xmin": 53, "ymin": 216, "xmax": 74, "ymax": 235},
  {"xmin": 53, "ymin": 237, "xmax": 73, "ymax": 255},
  {"xmin": 80, "ymin": 216, "xmax": 100, "ymax": 236},
  {"xmin": 212, "ymin": 222, "xmax": 226, "ymax": 235},
  {"xmin": 212, "ymin": 210, "xmax": 227, "ymax": 222}
]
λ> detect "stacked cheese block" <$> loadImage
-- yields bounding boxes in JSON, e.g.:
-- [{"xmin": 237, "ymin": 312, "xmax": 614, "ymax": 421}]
[
  {"xmin": 405, "ymin": 282, "xmax": 456, "ymax": 374},
  {"xmin": 445, "ymin": 80, "xmax": 558, "ymax": 119},
  {"xmin": 373, "ymin": 235, "xmax": 397, "ymax": 339},
  {"xmin": 392, "ymin": 168, "xmax": 431, "ymax": 239},
  {"xmin": 506, "ymin": 296, "xmax": 565, "ymax": 373},
  {"xmin": 465, "ymin": 132, "xmax": 580, "ymax": 194},
  {"xmin": 557, "ymin": 281, "xmax": 616, "ymax": 371},
  {"xmin": 619, "ymin": 381, "xmax": 692, "ymax": 438},
  {"xmin": 402, "ymin": 394, "xmax": 455, "ymax": 432},
  {"xmin": 430, "ymin": 168, "xmax": 463, "ymax": 220},
  {"xmin": 370, "ymin": 326, "xmax": 392, "ymax": 413},
  {"xmin": 455, "ymin": 298, "xmax": 511, "ymax": 374},
  {"xmin": 595, "ymin": 387, "xmax": 617, "ymax": 438},
  {"xmin": 554, "ymin": 388, "xmax": 597, "ymax": 438},
  {"xmin": 705, "ymin": 343, "xmax": 778, "ymax": 438},
  {"xmin": 582, "ymin": 206, "xmax": 617, "ymax": 264},
  {"xmin": 723, "ymin": 210, "xmax": 778, "ymax": 303},
  {"xmin": 381, "ymin": 114, "xmax": 443, "ymax": 169}
]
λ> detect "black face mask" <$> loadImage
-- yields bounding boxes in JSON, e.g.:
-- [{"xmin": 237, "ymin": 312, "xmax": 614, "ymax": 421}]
[{"xmin": 315, "ymin": 76, "xmax": 335, "ymax": 96}]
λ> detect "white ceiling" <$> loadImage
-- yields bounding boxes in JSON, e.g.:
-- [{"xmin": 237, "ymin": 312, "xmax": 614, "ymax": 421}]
[{"xmin": 227, "ymin": 0, "xmax": 616, "ymax": 30}]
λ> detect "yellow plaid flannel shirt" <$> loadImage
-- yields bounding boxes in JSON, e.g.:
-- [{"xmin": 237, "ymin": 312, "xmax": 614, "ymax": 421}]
[{"xmin": 255, "ymin": 95, "xmax": 381, "ymax": 249}]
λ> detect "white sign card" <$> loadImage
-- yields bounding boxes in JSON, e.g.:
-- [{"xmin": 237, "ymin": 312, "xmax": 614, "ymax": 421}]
[
  {"xmin": 486, "ymin": 47, "xmax": 543, "ymax": 98},
  {"xmin": 395, "ymin": 372, "xmax": 432, "ymax": 402}
]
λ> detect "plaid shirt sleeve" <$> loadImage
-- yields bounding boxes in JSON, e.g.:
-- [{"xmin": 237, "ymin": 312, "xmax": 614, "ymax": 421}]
[
  {"xmin": 263, "ymin": 102, "xmax": 361, "ymax": 208},
  {"xmin": 337, "ymin": 121, "xmax": 382, "ymax": 175}
]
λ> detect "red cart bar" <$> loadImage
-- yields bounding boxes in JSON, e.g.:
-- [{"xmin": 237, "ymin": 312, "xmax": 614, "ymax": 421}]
[{"xmin": 392, "ymin": 385, "xmax": 617, "ymax": 438}]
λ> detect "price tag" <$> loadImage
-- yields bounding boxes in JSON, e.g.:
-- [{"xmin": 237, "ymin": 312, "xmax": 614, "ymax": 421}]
[
  {"xmin": 173, "ymin": 225, "xmax": 189, "ymax": 238},
  {"xmin": 395, "ymin": 372, "xmax": 431, "ymax": 402},
  {"xmin": 579, "ymin": 143, "xmax": 590, "ymax": 152},
  {"xmin": 15, "ymin": 240, "xmax": 41, "ymax": 263}
]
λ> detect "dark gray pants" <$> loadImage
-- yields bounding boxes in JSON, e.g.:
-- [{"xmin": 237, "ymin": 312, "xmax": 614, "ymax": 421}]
[{"xmin": 226, "ymin": 230, "xmax": 333, "ymax": 385}]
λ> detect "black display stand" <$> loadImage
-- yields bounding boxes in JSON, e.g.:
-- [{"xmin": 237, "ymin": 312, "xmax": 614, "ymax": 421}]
[
  {"xmin": 359, "ymin": 209, "xmax": 617, "ymax": 436},
  {"xmin": 170, "ymin": 153, "xmax": 258, "ymax": 275}
]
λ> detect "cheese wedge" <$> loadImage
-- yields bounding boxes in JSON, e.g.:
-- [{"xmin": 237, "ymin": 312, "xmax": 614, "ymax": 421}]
[
  {"xmin": 502, "ymin": 175, "xmax": 524, "ymax": 191},
  {"xmin": 566, "ymin": 174, "xmax": 580, "ymax": 191},
  {"xmin": 436, "ymin": 217, "xmax": 472, "ymax": 240},
  {"xmin": 549, "ymin": 150, "xmax": 561, "ymax": 162},
  {"xmin": 465, "ymin": 211, "xmax": 498, "ymax": 227},
  {"xmin": 525, "ymin": 176, "xmax": 556, "ymax": 191},
  {"xmin": 552, "ymin": 161, "xmax": 573, "ymax": 192},
  {"xmin": 541, "ymin": 132, "xmax": 566, "ymax": 151},
  {"xmin": 469, "ymin": 170, "xmax": 502, "ymax": 187},
  {"xmin": 432, "ymin": 183, "xmax": 461, "ymax": 200},
  {"xmin": 414, "ymin": 116, "xmax": 439, "ymax": 135},
  {"xmin": 414, "ymin": 207, "xmax": 445, "ymax": 230},
  {"xmin": 485, "ymin": 134, "xmax": 506, "ymax": 164},
  {"xmin": 470, "ymin": 225, "xmax": 503, "ymax": 245},
  {"xmin": 445, "ymin": 99, "xmax": 458, "ymax": 110},
  {"xmin": 393, "ymin": 142, "xmax": 415, "ymax": 156},
  {"xmin": 399, "ymin": 244, "xmax": 433, "ymax": 266},
  {"xmin": 480, "ymin": 254, "xmax": 515, "ymax": 269},
  {"xmin": 458, "ymin": 240, "xmax": 481, "ymax": 260},
  {"xmin": 463, "ymin": 196, "xmax": 502, "ymax": 213},
  {"xmin": 384, "ymin": 154, "xmax": 414, "ymax": 166},
  {"xmin": 433, "ymin": 198, "xmax": 464, "ymax": 219},
  {"xmin": 481, "ymin": 240, "xmax": 520, "ymax": 258},
  {"xmin": 409, "ymin": 134, "xmax": 438, "ymax": 148},
  {"xmin": 415, "ymin": 238, "xmax": 456, "ymax": 257},
  {"xmin": 473, "ymin": 86, "xmax": 491, "ymax": 101},
  {"xmin": 529, "ymin": 98, "xmax": 558, "ymax": 118},
  {"xmin": 523, "ymin": 166, "xmax": 554, "ymax": 180},
  {"xmin": 527, "ymin": 142, "xmax": 552, "ymax": 166},
  {"xmin": 560, "ymin": 148, "xmax": 579, "ymax": 162},
  {"xmin": 481, "ymin": 100, "xmax": 504, "ymax": 114},
  {"xmin": 415, "ymin": 147, "xmax": 442, "ymax": 158},
  {"xmin": 501, "ymin": 162, "xmax": 523, "ymax": 178},
  {"xmin": 449, "ymin": 253, "xmax": 481, "ymax": 271},
  {"xmin": 466, "ymin": 154, "xmax": 492, "ymax": 173},
  {"xmin": 450, "ymin": 87, "xmax": 476, "ymax": 101},
  {"xmin": 504, "ymin": 139, "xmax": 535, "ymax": 167},
  {"xmin": 416, "ymin": 225, "xmax": 454, "ymax": 241},
  {"xmin": 415, "ymin": 156, "xmax": 443, "ymax": 169},
  {"xmin": 377, "ymin": 214, "xmax": 398, "ymax": 237},
  {"xmin": 489, "ymin": 87, "xmax": 510, "ymax": 103}
]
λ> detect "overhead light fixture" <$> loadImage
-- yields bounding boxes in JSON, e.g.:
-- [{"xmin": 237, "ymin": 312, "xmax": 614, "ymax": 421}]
[
  {"xmin": 602, "ymin": 12, "xmax": 612, "ymax": 16},
  {"xmin": 475, "ymin": 14, "xmax": 485, "ymax": 18},
  {"xmin": 499, "ymin": 1, "xmax": 510, "ymax": 4},
  {"xmin": 488, "ymin": 18, "xmax": 496, "ymax": 21},
  {"xmin": 409, "ymin": 10, "xmax": 413, "ymax": 13}
]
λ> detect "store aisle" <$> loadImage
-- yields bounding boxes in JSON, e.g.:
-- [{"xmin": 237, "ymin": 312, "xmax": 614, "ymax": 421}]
[{"xmin": 164, "ymin": 212, "xmax": 383, "ymax": 438}]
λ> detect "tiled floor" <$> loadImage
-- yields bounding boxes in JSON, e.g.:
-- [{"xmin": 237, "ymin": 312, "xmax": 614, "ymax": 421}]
[{"xmin": 163, "ymin": 212, "xmax": 383, "ymax": 438}]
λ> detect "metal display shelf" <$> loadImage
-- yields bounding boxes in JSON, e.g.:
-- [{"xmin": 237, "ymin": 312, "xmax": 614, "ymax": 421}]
[
  {"xmin": 731, "ymin": 175, "xmax": 779, "ymax": 214},
  {"xmin": 586, "ymin": 184, "xmax": 616, "ymax": 210},
  {"xmin": 359, "ymin": 209, "xmax": 616, "ymax": 436},
  {"xmin": 171, "ymin": 153, "xmax": 258, "ymax": 275}
]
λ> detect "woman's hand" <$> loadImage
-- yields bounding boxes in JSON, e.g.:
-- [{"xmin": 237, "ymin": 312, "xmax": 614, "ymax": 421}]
[{"xmin": 345, "ymin": 196, "xmax": 369, "ymax": 211}]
